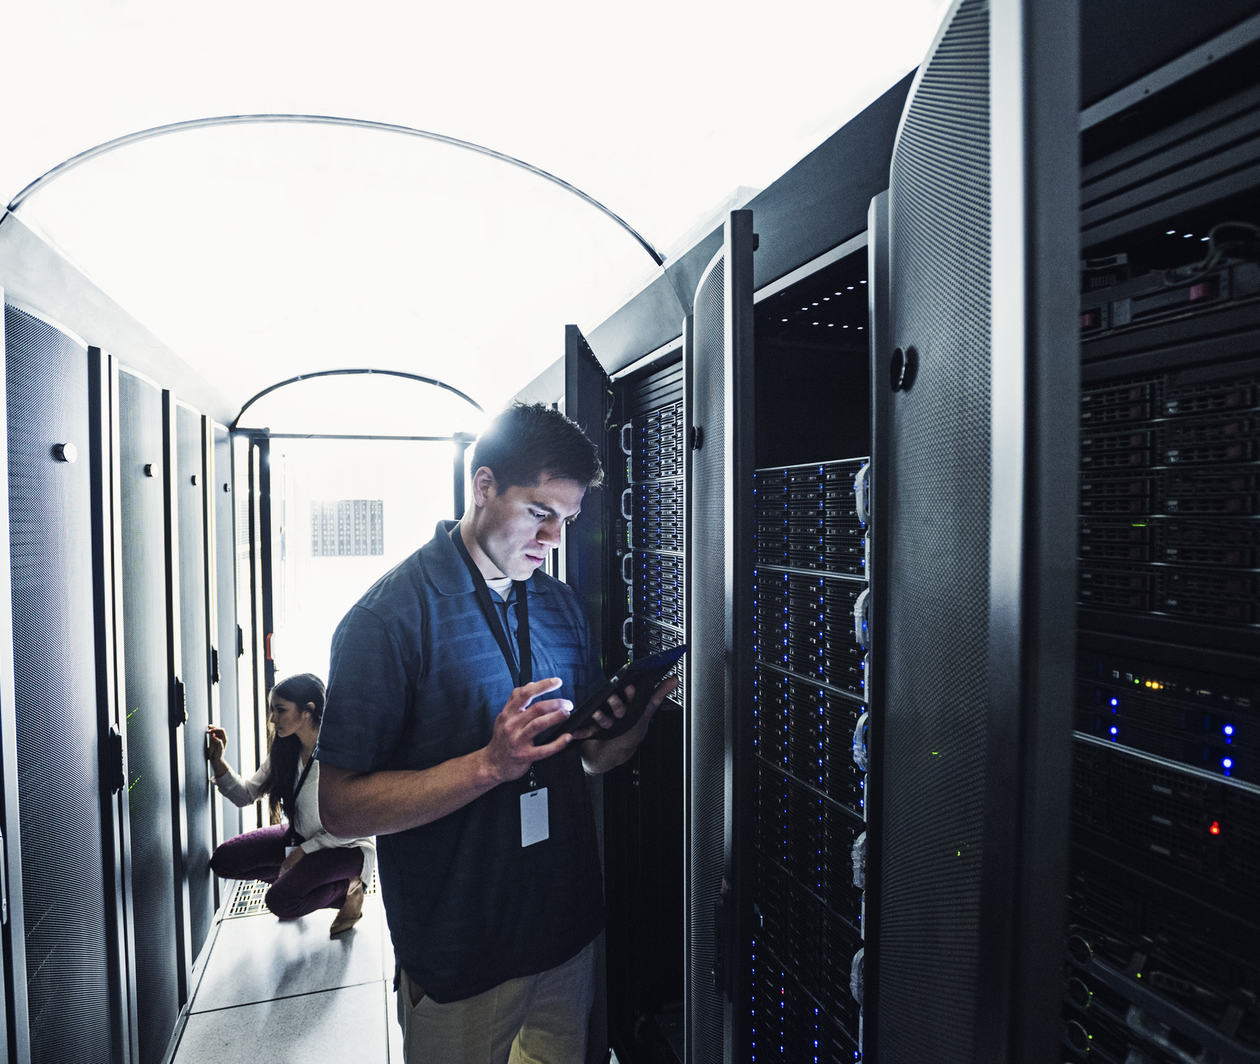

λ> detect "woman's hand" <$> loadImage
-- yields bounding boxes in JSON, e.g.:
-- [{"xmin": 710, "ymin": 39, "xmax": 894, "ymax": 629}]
[
  {"xmin": 205, "ymin": 726, "xmax": 230, "ymax": 777},
  {"xmin": 279, "ymin": 847, "xmax": 304, "ymax": 876}
]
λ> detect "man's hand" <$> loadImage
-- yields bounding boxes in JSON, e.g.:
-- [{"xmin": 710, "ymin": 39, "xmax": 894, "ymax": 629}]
[
  {"xmin": 482, "ymin": 677, "xmax": 575, "ymax": 785},
  {"xmin": 580, "ymin": 674, "xmax": 680, "ymax": 774},
  {"xmin": 320, "ymin": 677, "xmax": 579, "ymax": 838}
]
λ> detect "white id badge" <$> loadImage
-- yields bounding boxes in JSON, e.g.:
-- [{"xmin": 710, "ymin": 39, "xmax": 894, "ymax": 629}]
[{"xmin": 520, "ymin": 788, "xmax": 549, "ymax": 847}]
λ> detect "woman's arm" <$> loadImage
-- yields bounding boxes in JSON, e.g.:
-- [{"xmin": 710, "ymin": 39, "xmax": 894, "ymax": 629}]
[{"xmin": 213, "ymin": 750, "xmax": 272, "ymax": 808}]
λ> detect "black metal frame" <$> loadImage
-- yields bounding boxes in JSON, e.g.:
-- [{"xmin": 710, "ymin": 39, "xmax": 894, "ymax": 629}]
[
  {"xmin": 864, "ymin": 189, "xmax": 891, "ymax": 1060},
  {"xmin": 0, "ymin": 288, "xmax": 30, "ymax": 1064},
  {"xmin": 724, "ymin": 211, "xmax": 757, "ymax": 1064},
  {"xmin": 564, "ymin": 325, "xmax": 611, "ymax": 670},
  {"xmin": 160, "ymin": 390, "xmax": 194, "ymax": 1008}
]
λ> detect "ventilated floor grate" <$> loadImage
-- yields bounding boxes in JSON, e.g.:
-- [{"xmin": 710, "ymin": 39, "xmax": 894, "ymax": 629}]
[{"xmin": 223, "ymin": 868, "xmax": 379, "ymax": 919}]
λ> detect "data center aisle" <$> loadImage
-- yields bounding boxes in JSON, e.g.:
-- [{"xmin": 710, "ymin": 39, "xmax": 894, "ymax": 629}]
[{"xmin": 168, "ymin": 877, "xmax": 401, "ymax": 1064}]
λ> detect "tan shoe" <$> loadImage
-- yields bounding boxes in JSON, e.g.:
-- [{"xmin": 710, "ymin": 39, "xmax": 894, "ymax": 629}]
[{"xmin": 329, "ymin": 878, "xmax": 364, "ymax": 937}]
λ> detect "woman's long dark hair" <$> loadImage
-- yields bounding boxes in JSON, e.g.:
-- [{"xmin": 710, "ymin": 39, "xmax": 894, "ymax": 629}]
[{"xmin": 267, "ymin": 673, "xmax": 325, "ymax": 822}]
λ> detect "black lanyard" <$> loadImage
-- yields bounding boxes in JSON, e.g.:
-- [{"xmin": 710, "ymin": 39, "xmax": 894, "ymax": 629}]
[
  {"xmin": 292, "ymin": 755, "xmax": 314, "ymax": 805},
  {"xmin": 285, "ymin": 756, "xmax": 315, "ymax": 846},
  {"xmin": 451, "ymin": 525, "xmax": 532, "ymax": 687}
]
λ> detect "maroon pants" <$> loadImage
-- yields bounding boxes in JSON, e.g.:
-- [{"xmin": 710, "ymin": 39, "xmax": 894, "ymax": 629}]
[{"xmin": 210, "ymin": 823, "xmax": 363, "ymax": 919}]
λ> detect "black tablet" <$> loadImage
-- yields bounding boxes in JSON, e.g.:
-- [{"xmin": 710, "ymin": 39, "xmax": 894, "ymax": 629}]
[{"xmin": 534, "ymin": 643, "xmax": 686, "ymax": 746}]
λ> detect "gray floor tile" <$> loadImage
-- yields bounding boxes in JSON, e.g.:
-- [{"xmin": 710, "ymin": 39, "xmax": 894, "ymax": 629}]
[
  {"xmin": 191, "ymin": 894, "xmax": 387, "ymax": 1013},
  {"xmin": 176, "ymin": 981, "xmax": 389, "ymax": 1064}
]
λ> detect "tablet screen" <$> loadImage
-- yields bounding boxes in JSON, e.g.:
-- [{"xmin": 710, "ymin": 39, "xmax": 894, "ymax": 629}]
[{"xmin": 534, "ymin": 643, "xmax": 686, "ymax": 746}]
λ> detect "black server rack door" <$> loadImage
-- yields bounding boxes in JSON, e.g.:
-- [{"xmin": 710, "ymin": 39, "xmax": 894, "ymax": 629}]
[
  {"xmin": 563, "ymin": 324, "xmax": 610, "ymax": 667},
  {"xmin": 870, "ymin": 0, "xmax": 1079, "ymax": 1062},
  {"xmin": 212, "ymin": 424, "xmax": 243, "ymax": 841},
  {"xmin": 685, "ymin": 210, "xmax": 755, "ymax": 1064},
  {"xmin": 119, "ymin": 370, "xmax": 188, "ymax": 1064},
  {"xmin": 254, "ymin": 435, "xmax": 276, "ymax": 698},
  {"xmin": 561, "ymin": 324, "xmax": 612, "ymax": 1064},
  {"xmin": 175, "ymin": 404, "xmax": 214, "ymax": 959},
  {"xmin": 0, "ymin": 295, "xmax": 31, "ymax": 1064},
  {"xmin": 4, "ymin": 305, "xmax": 122, "ymax": 1063}
]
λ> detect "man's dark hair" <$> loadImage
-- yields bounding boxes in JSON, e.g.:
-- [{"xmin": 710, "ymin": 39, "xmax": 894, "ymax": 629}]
[{"xmin": 471, "ymin": 402, "xmax": 603, "ymax": 489}]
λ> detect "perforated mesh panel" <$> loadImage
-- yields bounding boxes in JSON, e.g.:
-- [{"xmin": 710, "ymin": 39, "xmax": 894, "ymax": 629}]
[
  {"xmin": 877, "ymin": 0, "xmax": 993, "ymax": 1060},
  {"xmin": 223, "ymin": 866, "xmax": 379, "ymax": 918},
  {"xmin": 5, "ymin": 304, "xmax": 117, "ymax": 1062},
  {"xmin": 119, "ymin": 370, "xmax": 184, "ymax": 1064},
  {"xmin": 688, "ymin": 253, "xmax": 728, "ymax": 1062}
]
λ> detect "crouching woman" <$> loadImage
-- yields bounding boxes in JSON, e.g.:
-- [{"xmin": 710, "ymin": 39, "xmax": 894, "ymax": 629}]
[{"xmin": 207, "ymin": 673, "xmax": 376, "ymax": 937}]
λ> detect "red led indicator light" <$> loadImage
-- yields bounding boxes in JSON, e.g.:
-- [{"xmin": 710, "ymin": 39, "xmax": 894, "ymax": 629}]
[{"xmin": 1209, "ymin": 821, "xmax": 1222, "ymax": 836}]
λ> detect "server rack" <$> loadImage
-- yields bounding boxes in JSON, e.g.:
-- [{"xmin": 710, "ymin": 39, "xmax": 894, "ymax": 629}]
[
  {"xmin": 750, "ymin": 458, "xmax": 869, "ymax": 1063},
  {"xmin": 211, "ymin": 423, "xmax": 244, "ymax": 843},
  {"xmin": 603, "ymin": 350, "xmax": 690, "ymax": 1063},
  {"xmin": 1065, "ymin": 17, "xmax": 1260, "ymax": 1063},
  {"xmin": 175, "ymin": 404, "xmax": 216, "ymax": 961},
  {"xmin": 119, "ymin": 370, "xmax": 193, "ymax": 1064},
  {"xmin": 746, "ymin": 237, "xmax": 874, "ymax": 1063}
]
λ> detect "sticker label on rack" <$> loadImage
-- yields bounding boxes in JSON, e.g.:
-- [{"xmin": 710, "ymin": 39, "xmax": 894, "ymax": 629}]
[{"xmin": 521, "ymin": 788, "xmax": 549, "ymax": 847}]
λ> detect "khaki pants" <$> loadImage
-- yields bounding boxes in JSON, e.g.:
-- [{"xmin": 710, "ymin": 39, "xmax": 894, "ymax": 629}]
[{"xmin": 397, "ymin": 940, "xmax": 596, "ymax": 1064}]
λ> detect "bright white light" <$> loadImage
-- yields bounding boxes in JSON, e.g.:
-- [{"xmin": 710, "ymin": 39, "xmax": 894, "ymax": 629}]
[{"xmin": 2, "ymin": 0, "xmax": 953, "ymax": 422}]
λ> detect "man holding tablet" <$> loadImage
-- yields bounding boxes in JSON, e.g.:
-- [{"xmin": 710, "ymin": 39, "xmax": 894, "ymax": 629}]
[{"xmin": 318, "ymin": 402, "xmax": 678, "ymax": 1063}]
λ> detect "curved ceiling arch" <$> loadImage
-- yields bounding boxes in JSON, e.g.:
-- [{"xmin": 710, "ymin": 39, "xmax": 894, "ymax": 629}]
[
  {"xmin": 7, "ymin": 117, "xmax": 668, "ymax": 421},
  {"xmin": 4, "ymin": 113, "xmax": 666, "ymax": 267},
  {"xmin": 231, "ymin": 366, "xmax": 485, "ymax": 432}
]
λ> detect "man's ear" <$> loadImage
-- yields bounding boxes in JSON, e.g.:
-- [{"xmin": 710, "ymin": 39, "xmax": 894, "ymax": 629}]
[{"xmin": 470, "ymin": 466, "xmax": 497, "ymax": 506}]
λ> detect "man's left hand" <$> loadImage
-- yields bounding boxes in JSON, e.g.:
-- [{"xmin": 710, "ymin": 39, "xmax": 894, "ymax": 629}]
[{"xmin": 579, "ymin": 675, "xmax": 680, "ymax": 774}]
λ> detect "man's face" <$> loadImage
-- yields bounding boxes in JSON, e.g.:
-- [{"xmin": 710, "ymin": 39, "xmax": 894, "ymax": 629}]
[{"xmin": 470, "ymin": 472, "xmax": 587, "ymax": 581}]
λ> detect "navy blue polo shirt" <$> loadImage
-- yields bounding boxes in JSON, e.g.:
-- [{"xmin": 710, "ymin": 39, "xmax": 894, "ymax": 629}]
[{"xmin": 318, "ymin": 521, "xmax": 605, "ymax": 1002}]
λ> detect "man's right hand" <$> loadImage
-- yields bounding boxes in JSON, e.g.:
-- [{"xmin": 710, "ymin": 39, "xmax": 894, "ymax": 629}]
[
  {"xmin": 321, "ymin": 678, "xmax": 578, "ymax": 838},
  {"xmin": 482, "ymin": 677, "xmax": 574, "ymax": 784}
]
